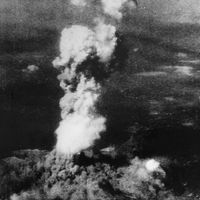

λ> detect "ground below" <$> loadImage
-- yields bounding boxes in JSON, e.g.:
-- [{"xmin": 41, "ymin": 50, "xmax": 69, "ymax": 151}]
[
  {"xmin": 1, "ymin": 32, "xmax": 200, "ymax": 199},
  {"xmin": 1, "ymin": 149, "xmax": 200, "ymax": 199}
]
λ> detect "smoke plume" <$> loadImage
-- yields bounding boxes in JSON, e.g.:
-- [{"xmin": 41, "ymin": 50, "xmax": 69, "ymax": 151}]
[
  {"xmin": 53, "ymin": 0, "xmax": 136, "ymax": 157},
  {"xmin": 55, "ymin": 75, "xmax": 106, "ymax": 156}
]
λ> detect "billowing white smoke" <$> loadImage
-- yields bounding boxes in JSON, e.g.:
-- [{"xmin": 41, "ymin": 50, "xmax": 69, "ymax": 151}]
[
  {"xmin": 145, "ymin": 159, "xmax": 160, "ymax": 172},
  {"xmin": 53, "ymin": 21, "xmax": 117, "ymax": 157},
  {"xmin": 101, "ymin": 0, "xmax": 136, "ymax": 20},
  {"xmin": 53, "ymin": 22, "xmax": 116, "ymax": 81},
  {"xmin": 56, "ymin": 75, "xmax": 106, "ymax": 157},
  {"xmin": 95, "ymin": 20, "xmax": 117, "ymax": 62}
]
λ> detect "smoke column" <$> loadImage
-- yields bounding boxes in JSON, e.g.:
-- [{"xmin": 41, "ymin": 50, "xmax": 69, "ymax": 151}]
[{"xmin": 53, "ymin": 0, "xmax": 136, "ymax": 157}]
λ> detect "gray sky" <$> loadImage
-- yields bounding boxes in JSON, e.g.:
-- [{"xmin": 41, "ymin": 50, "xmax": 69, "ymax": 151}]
[
  {"xmin": 138, "ymin": 0, "xmax": 200, "ymax": 24},
  {"xmin": 1, "ymin": 0, "xmax": 200, "ymax": 51},
  {"xmin": 1, "ymin": 0, "xmax": 200, "ymax": 26}
]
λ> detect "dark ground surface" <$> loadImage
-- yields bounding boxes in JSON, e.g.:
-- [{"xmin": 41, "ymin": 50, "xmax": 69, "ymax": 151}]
[
  {"xmin": 1, "ymin": 30, "xmax": 200, "ymax": 198},
  {"xmin": 1, "ymin": 149, "xmax": 200, "ymax": 199},
  {"xmin": 1, "ymin": 31, "xmax": 200, "ymax": 157}
]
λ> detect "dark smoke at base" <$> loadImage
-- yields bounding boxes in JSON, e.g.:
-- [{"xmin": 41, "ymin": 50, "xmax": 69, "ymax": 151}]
[{"xmin": 0, "ymin": 149, "xmax": 169, "ymax": 200}]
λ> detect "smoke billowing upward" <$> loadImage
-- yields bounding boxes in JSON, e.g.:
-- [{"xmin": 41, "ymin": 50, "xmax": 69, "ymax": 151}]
[{"xmin": 53, "ymin": 0, "xmax": 136, "ymax": 157}]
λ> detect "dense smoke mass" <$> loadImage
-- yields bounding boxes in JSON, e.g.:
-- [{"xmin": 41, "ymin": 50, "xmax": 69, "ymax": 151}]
[
  {"xmin": 2, "ymin": 0, "xmax": 200, "ymax": 199},
  {"xmin": 0, "ymin": 150, "xmax": 167, "ymax": 200}
]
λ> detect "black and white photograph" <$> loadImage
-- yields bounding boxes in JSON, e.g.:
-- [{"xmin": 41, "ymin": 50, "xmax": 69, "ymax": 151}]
[{"xmin": 1, "ymin": 0, "xmax": 200, "ymax": 199}]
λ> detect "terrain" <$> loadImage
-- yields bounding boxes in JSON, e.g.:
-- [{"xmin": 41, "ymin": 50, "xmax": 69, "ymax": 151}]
[{"xmin": 1, "ymin": 26, "xmax": 200, "ymax": 199}]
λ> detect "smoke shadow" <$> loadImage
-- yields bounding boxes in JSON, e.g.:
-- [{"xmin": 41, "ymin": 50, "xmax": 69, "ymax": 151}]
[
  {"xmin": 0, "ymin": 28, "xmax": 59, "ymax": 54},
  {"xmin": 77, "ymin": 33, "xmax": 129, "ymax": 83},
  {"xmin": 96, "ymin": 83, "xmax": 150, "ymax": 150},
  {"xmin": 96, "ymin": 31, "xmax": 200, "ymax": 161},
  {"xmin": 0, "ymin": 51, "xmax": 62, "ymax": 158},
  {"xmin": 140, "ymin": 126, "xmax": 200, "ymax": 158},
  {"xmin": 73, "ymin": 150, "xmax": 130, "ymax": 167}
]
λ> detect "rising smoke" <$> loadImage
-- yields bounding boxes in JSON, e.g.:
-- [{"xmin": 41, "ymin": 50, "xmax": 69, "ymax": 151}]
[{"xmin": 53, "ymin": 0, "xmax": 136, "ymax": 157}]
